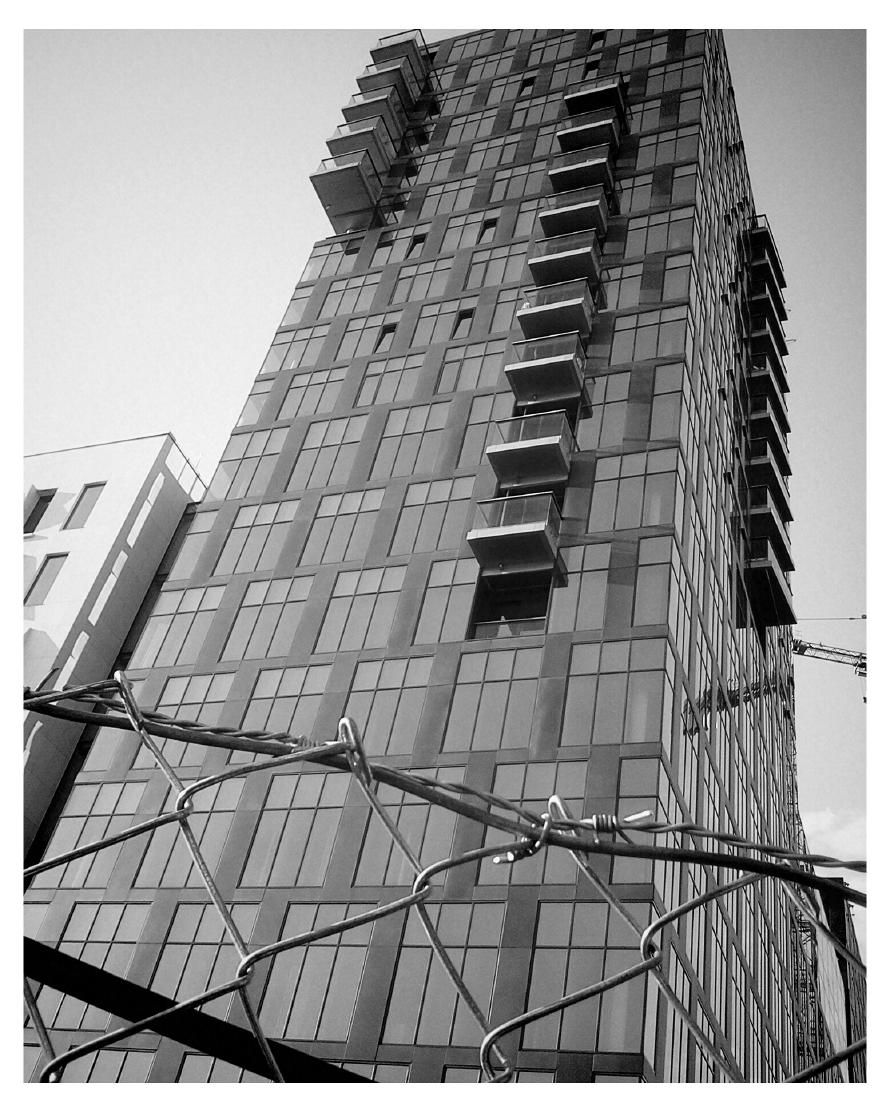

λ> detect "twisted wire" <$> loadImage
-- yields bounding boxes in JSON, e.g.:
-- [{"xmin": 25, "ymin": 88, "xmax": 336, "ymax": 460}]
[{"xmin": 23, "ymin": 677, "xmax": 866, "ymax": 1084}]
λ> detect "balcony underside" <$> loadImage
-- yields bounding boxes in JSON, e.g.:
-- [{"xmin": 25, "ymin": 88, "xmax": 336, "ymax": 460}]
[
  {"xmin": 528, "ymin": 244, "xmax": 601, "ymax": 285},
  {"xmin": 467, "ymin": 521, "xmax": 559, "ymax": 577},
  {"xmin": 504, "ymin": 352, "xmax": 585, "ymax": 406},
  {"xmin": 745, "ymin": 553, "xmax": 796, "ymax": 626},
  {"xmin": 486, "ymin": 436, "xmax": 572, "ymax": 491}
]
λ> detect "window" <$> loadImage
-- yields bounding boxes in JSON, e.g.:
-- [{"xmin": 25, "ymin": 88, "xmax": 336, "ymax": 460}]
[
  {"xmin": 345, "ymin": 657, "xmax": 433, "ymax": 756},
  {"xmin": 391, "ymin": 258, "xmax": 452, "ymax": 304},
  {"xmin": 627, "ymin": 209, "xmax": 694, "ymax": 255},
  {"xmin": 236, "ymin": 380, "xmax": 273, "ymax": 427},
  {"xmin": 31, "ymin": 781, "xmax": 147, "ymax": 890},
  {"xmin": 419, "ymin": 176, "xmax": 477, "ymax": 219},
  {"xmin": 128, "ymin": 585, "xmax": 224, "ymax": 668},
  {"xmin": 299, "ymin": 238, "xmax": 360, "ymax": 282},
  {"xmin": 446, "ymin": 107, "xmax": 498, "ymax": 145},
  {"xmin": 356, "ymin": 352, "xmax": 424, "ymax": 407},
  {"xmin": 335, "ymin": 311, "xmax": 402, "ymax": 361},
  {"xmin": 206, "ymin": 427, "xmax": 287, "ymax": 501},
  {"xmin": 241, "ymin": 773, "xmax": 348, "ymax": 887},
  {"xmin": 220, "ymin": 575, "xmax": 313, "ymax": 662},
  {"xmin": 464, "ymin": 49, "xmax": 516, "ymax": 84},
  {"xmin": 588, "ymin": 449, "xmax": 680, "ymax": 532},
  {"xmin": 509, "ymin": 93, "xmax": 561, "ymax": 130},
  {"xmin": 442, "ymin": 648, "xmax": 542, "ymax": 751},
  {"xmin": 457, "ymin": 392, "xmax": 514, "ymax": 468},
  {"xmin": 477, "ymin": 762, "xmax": 587, "ymax": 884},
  {"xmin": 671, "ymin": 163, "xmax": 697, "ymax": 204},
  {"xmin": 314, "ymin": 566, "xmax": 405, "ymax": 652},
  {"xmin": 24, "ymin": 490, "xmax": 56, "ymax": 534},
  {"xmin": 152, "ymin": 904, "xmax": 259, "ymax": 1021},
  {"xmin": 548, "ymin": 58, "xmax": 586, "ymax": 90},
  {"xmin": 133, "ymin": 672, "xmax": 236, "ymax": 768},
  {"xmin": 278, "ymin": 324, "xmax": 331, "ymax": 372},
  {"xmin": 466, "ymin": 242, "xmax": 527, "ymax": 288},
  {"xmin": 645, "ymin": 58, "xmax": 704, "ymax": 97},
  {"xmin": 414, "ymin": 148, "xmax": 456, "ymax": 185},
  {"xmin": 277, "ymin": 367, "xmax": 345, "ymax": 420},
  {"xmin": 178, "ymin": 1056, "xmax": 268, "ymax": 1083},
  {"xmin": 561, "ymin": 638, "xmax": 672, "ymax": 749},
  {"xmin": 444, "ymin": 1067, "xmax": 554, "ymax": 1083},
  {"xmin": 354, "ymin": 768, "xmax": 464, "ymax": 886},
  {"xmin": 662, "ymin": 253, "xmax": 692, "ymax": 301},
  {"xmin": 528, "ymin": 32, "xmax": 576, "ymax": 66},
  {"xmin": 616, "ymin": 35, "xmax": 668, "ymax": 73},
  {"xmin": 487, "ymin": 73, "xmax": 537, "ymax": 105},
  {"xmin": 413, "ymin": 558, "xmax": 477, "ymax": 644},
  {"xmin": 446, "ymin": 32, "xmax": 496, "ymax": 62},
  {"xmin": 636, "ymin": 125, "xmax": 699, "ymax": 170},
  {"xmin": 286, "ymin": 415, "xmax": 367, "ymax": 491},
  {"xmin": 134, "ymin": 780, "xmax": 243, "ymax": 887},
  {"xmin": 52, "ymin": 1049, "xmax": 154, "ymax": 1084},
  {"xmin": 371, "ymin": 224, "xmax": 430, "ymax": 267},
  {"xmin": 278, "ymin": 287, "xmax": 311, "ymax": 329},
  {"xmin": 436, "ymin": 339, "xmax": 504, "ymax": 394},
  {"xmin": 548, "ymin": 544, "xmax": 610, "ymax": 633},
  {"xmin": 370, "ymin": 401, "xmax": 449, "ymax": 479},
  {"xmin": 465, "ymin": 134, "xmax": 521, "ymax": 174},
  {"xmin": 259, "ymin": 902, "xmax": 373, "ymax": 1040},
  {"xmin": 24, "ymin": 553, "xmax": 67, "ymax": 605},
  {"xmin": 319, "ymin": 273, "xmax": 380, "ymax": 318},
  {"xmin": 213, "ymin": 500, "xmax": 297, "ymax": 576},
  {"xmin": 619, "ymin": 172, "xmax": 653, "ymax": 215},
  {"xmin": 167, "ymin": 510, "xmax": 218, "ymax": 580},
  {"xmin": 61, "ymin": 483, "xmax": 105, "ymax": 529},
  {"xmin": 523, "ymin": 903, "xmax": 608, "ymax": 1050},
  {"xmin": 301, "ymin": 487, "xmax": 384, "ymax": 564},
  {"xmin": 390, "ymin": 477, "xmax": 475, "ymax": 555},
  {"xmin": 381, "ymin": 902, "xmax": 504, "ymax": 1044},
  {"xmin": 440, "ymin": 86, "xmax": 478, "ymax": 117},
  {"xmin": 237, "ymin": 664, "xmax": 332, "ymax": 761},
  {"xmin": 412, "ymin": 298, "xmax": 478, "ymax": 347},
  {"xmin": 491, "ymin": 286, "xmax": 523, "ymax": 334},
  {"xmin": 489, "ymin": 160, "xmax": 547, "ymax": 203},
  {"xmin": 610, "ymin": 306, "xmax": 691, "ymax": 365},
  {"xmin": 343, "ymin": 1063, "xmax": 409, "ymax": 1082},
  {"xmin": 29, "ymin": 903, "xmax": 150, "ymax": 1031},
  {"xmin": 603, "ymin": 263, "xmax": 643, "ymax": 311},
  {"xmin": 441, "ymin": 209, "xmax": 501, "ymax": 253}
]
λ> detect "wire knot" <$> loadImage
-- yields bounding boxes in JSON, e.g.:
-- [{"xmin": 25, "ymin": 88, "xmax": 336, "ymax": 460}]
[{"xmin": 493, "ymin": 813, "xmax": 553, "ymax": 865}]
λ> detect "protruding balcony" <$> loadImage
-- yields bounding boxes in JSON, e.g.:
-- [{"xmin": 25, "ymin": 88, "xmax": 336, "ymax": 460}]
[
  {"xmin": 539, "ymin": 185, "xmax": 611, "ymax": 239},
  {"xmin": 516, "ymin": 279, "xmax": 598, "ymax": 340},
  {"xmin": 370, "ymin": 30, "xmax": 430, "ymax": 86},
  {"xmin": 745, "ymin": 537, "xmax": 796, "ymax": 626},
  {"xmin": 467, "ymin": 494, "xmax": 561, "ymax": 576},
  {"xmin": 747, "ymin": 213, "xmax": 786, "ymax": 289},
  {"xmin": 564, "ymin": 76, "xmax": 629, "ymax": 130},
  {"xmin": 504, "ymin": 333, "xmax": 587, "ymax": 406},
  {"xmin": 327, "ymin": 117, "xmax": 398, "ymax": 178},
  {"xmin": 310, "ymin": 151, "xmax": 384, "ymax": 234},
  {"xmin": 750, "ymin": 381, "xmax": 790, "ymax": 438},
  {"xmin": 556, "ymin": 109, "xmax": 622, "ymax": 153},
  {"xmin": 746, "ymin": 442, "xmax": 792, "ymax": 521},
  {"xmin": 528, "ymin": 230, "xmax": 602, "ymax": 285},
  {"xmin": 747, "ymin": 354, "xmax": 789, "ymax": 407},
  {"xmin": 343, "ymin": 87, "xmax": 408, "ymax": 132},
  {"xmin": 749, "ymin": 310, "xmax": 788, "ymax": 362},
  {"xmin": 748, "ymin": 276, "xmax": 787, "ymax": 323},
  {"xmin": 485, "ymin": 411, "xmax": 576, "ymax": 491},
  {"xmin": 750, "ymin": 402, "xmax": 790, "ymax": 473},
  {"xmin": 748, "ymin": 488, "xmax": 794, "ymax": 572},
  {"xmin": 548, "ymin": 145, "xmax": 615, "ymax": 194},
  {"xmin": 357, "ymin": 58, "xmax": 423, "ymax": 104}
]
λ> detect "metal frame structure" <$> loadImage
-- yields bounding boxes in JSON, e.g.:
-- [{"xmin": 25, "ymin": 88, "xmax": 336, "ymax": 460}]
[{"xmin": 23, "ymin": 672, "xmax": 866, "ymax": 1083}]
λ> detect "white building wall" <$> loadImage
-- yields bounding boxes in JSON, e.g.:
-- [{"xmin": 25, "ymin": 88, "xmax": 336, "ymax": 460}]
[{"xmin": 23, "ymin": 434, "xmax": 203, "ymax": 850}]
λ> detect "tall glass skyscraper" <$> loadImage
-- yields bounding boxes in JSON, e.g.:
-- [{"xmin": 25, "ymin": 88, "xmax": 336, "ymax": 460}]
[{"xmin": 26, "ymin": 29, "xmax": 842, "ymax": 1083}]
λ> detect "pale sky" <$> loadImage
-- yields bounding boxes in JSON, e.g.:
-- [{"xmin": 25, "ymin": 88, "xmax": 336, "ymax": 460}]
[{"xmin": 23, "ymin": 27, "xmax": 867, "ymax": 890}]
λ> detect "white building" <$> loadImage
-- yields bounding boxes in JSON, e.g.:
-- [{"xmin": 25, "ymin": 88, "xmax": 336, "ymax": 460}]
[{"xmin": 24, "ymin": 434, "xmax": 203, "ymax": 851}]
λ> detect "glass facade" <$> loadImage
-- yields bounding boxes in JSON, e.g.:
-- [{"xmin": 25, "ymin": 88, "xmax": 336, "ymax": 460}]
[{"xmin": 25, "ymin": 28, "xmax": 840, "ymax": 1083}]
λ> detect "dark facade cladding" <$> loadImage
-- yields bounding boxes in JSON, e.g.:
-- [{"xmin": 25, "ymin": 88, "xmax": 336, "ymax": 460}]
[{"xmin": 25, "ymin": 29, "xmax": 843, "ymax": 1083}]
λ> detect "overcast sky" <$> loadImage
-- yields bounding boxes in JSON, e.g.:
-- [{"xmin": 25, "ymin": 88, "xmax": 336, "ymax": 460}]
[{"xmin": 23, "ymin": 27, "xmax": 867, "ymax": 900}]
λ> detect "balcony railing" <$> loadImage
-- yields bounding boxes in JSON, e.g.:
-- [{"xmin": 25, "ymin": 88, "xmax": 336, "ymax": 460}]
[
  {"xmin": 370, "ymin": 30, "xmax": 432, "ymax": 85},
  {"xmin": 310, "ymin": 151, "xmax": 384, "ymax": 232},
  {"xmin": 486, "ymin": 410, "xmax": 575, "ymax": 491},
  {"xmin": 528, "ymin": 230, "xmax": 602, "ymax": 285},
  {"xmin": 538, "ymin": 184, "xmax": 612, "ymax": 238},
  {"xmin": 516, "ymin": 279, "xmax": 598, "ymax": 340},
  {"xmin": 749, "ymin": 213, "xmax": 787, "ymax": 285},
  {"xmin": 746, "ymin": 442, "xmax": 792, "ymax": 521},
  {"xmin": 467, "ymin": 493, "xmax": 562, "ymax": 575},
  {"xmin": 749, "ymin": 311, "xmax": 788, "ymax": 359},
  {"xmin": 357, "ymin": 58, "xmax": 422, "ymax": 103},
  {"xmin": 548, "ymin": 145, "xmax": 615, "ymax": 194},
  {"xmin": 343, "ymin": 87, "xmax": 409, "ymax": 128},
  {"xmin": 745, "ymin": 537, "xmax": 795, "ymax": 626},
  {"xmin": 748, "ymin": 488, "xmax": 794, "ymax": 571},
  {"xmin": 556, "ymin": 108, "xmax": 622, "ymax": 152},
  {"xmin": 563, "ymin": 76, "xmax": 629, "ymax": 125},
  {"xmin": 504, "ymin": 333, "xmax": 587, "ymax": 405},
  {"xmin": 327, "ymin": 118, "xmax": 398, "ymax": 177},
  {"xmin": 471, "ymin": 616, "xmax": 547, "ymax": 640}
]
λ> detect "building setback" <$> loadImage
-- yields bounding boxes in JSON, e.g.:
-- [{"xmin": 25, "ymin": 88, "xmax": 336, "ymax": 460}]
[{"xmin": 25, "ymin": 29, "xmax": 856, "ymax": 1083}]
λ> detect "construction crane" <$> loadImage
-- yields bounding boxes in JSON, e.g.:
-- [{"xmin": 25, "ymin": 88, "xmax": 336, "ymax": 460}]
[{"xmin": 791, "ymin": 640, "xmax": 866, "ymax": 678}]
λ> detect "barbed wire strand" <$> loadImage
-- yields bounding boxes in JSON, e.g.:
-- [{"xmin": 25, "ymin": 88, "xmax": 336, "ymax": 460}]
[{"xmin": 23, "ymin": 676, "xmax": 865, "ymax": 1084}]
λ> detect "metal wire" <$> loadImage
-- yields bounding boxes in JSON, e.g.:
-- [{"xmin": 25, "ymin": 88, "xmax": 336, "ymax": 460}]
[{"xmin": 23, "ymin": 675, "xmax": 866, "ymax": 1084}]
